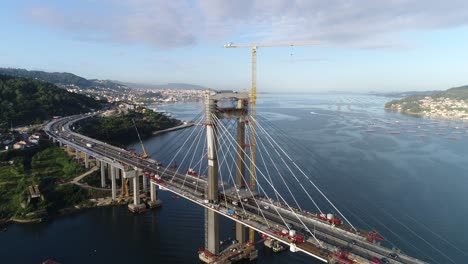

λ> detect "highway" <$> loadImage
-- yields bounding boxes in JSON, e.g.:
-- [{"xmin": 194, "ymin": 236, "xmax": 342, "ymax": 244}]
[{"xmin": 45, "ymin": 113, "xmax": 427, "ymax": 264}]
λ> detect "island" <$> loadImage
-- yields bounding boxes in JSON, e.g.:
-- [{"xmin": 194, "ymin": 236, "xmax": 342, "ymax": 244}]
[{"xmin": 385, "ymin": 85, "xmax": 468, "ymax": 120}]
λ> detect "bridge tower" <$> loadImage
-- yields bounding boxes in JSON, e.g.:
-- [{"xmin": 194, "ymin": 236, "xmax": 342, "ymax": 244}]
[{"xmin": 203, "ymin": 90, "xmax": 250, "ymax": 255}]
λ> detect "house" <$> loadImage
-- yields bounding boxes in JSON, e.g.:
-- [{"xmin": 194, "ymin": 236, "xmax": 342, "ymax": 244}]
[
  {"xmin": 28, "ymin": 133, "xmax": 41, "ymax": 144},
  {"xmin": 13, "ymin": 140, "xmax": 27, "ymax": 150}
]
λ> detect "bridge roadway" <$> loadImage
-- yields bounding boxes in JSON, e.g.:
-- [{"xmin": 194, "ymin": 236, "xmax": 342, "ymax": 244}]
[{"xmin": 46, "ymin": 114, "xmax": 427, "ymax": 264}]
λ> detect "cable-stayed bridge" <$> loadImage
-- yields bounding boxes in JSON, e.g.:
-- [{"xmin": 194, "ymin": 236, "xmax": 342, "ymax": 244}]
[{"xmin": 45, "ymin": 90, "xmax": 428, "ymax": 264}]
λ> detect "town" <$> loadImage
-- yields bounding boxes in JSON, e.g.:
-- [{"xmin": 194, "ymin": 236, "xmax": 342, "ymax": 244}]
[{"xmin": 386, "ymin": 96, "xmax": 468, "ymax": 120}]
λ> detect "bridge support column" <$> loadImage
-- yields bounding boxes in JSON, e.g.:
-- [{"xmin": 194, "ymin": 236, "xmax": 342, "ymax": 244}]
[
  {"xmin": 84, "ymin": 153, "xmax": 89, "ymax": 169},
  {"xmin": 150, "ymin": 182, "xmax": 157, "ymax": 201},
  {"xmin": 75, "ymin": 150, "xmax": 80, "ymax": 160},
  {"xmin": 111, "ymin": 165, "xmax": 117, "ymax": 200},
  {"xmin": 100, "ymin": 161, "xmax": 106, "ymax": 188},
  {"xmin": 141, "ymin": 171, "xmax": 147, "ymax": 193},
  {"xmin": 58, "ymin": 141, "xmax": 63, "ymax": 147},
  {"xmin": 128, "ymin": 169, "xmax": 146, "ymax": 212},
  {"xmin": 235, "ymin": 116, "xmax": 247, "ymax": 243},
  {"xmin": 148, "ymin": 181, "xmax": 162, "ymax": 208},
  {"xmin": 52, "ymin": 138, "xmax": 57, "ymax": 144},
  {"xmin": 108, "ymin": 164, "xmax": 112, "ymax": 181},
  {"xmin": 204, "ymin": 91, "xmax": 220, "ymax": 254},
  {"xmin": 133, "ymin": 175, "xmax": 139, "ymax": 205}
]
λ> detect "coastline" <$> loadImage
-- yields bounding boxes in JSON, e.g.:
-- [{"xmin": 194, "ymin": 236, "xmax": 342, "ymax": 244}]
[
  {"xmin": 152, "ymin": 122, "xmax": 194, "ymax": 136},
  {"xmin": 385, "ymin": 108, "xmax": 468, "ymax": 121},
  {"xmin": 3, "ymin": 197, "xmax": 128, "ymax": 227}
]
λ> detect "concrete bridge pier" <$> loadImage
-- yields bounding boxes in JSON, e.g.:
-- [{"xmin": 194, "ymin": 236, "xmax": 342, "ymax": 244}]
[
  {"xmin": 111, "ymin": 165, "xmax": 117, "ymax": 201},
  {"xmin": 100, "ymin": 161, "xmax": 106, "ymax": 188},
  {"xmin": 75, "ymin": 150, "xmax": 80, "ymax": 160},
  {"xmin": 141, "ymin": 171, "xmax": 147, "ymax": 193},
  {"xmin": 148, "ymin": 181, "xmax": 162, "ymax": 208},
  {"xmin": 84, "ymin": 153, "xmax": 90, "ymax": 169},
  {"xmin": 127, "ymin": 169, "xmax": 146, "ymax": 212}
]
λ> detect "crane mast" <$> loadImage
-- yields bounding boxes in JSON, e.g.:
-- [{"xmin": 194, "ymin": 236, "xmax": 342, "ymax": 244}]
[
  {"xmin": 132, "ymin": 118, "xmax": 148, "ymax": 159},
  {"xmin": 224, "ymin": 41, "xmax": 319, "ymax": 243},
  {"xmin": 249, "ymin": 47, "xmax": 257, "ymax": 242}
]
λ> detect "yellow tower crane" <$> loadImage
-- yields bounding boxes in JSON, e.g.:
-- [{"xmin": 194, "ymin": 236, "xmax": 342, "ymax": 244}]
[{"xmin": 224, "ymin": 41, "xmax": 320, "ymax": 242}]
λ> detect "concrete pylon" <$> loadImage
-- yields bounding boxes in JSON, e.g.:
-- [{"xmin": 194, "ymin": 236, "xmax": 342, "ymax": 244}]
[
  {"xmin": 204, "ymin": 91, "xmax": 220, "ymax": 254},
  {"xmin": 235, "ymin": 115, "xmax": 247, "ymax": 243}
]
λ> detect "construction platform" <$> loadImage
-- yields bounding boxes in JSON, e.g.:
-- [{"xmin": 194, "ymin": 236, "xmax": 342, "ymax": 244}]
[
  {"xmin": 127, "ymin": 203, "xmax": 147, "ymax": 213},
  {"xmin": 199, "ymin": 242, "xmax": 258, "ymax": 264},
  {"xmin": 147, "ymin": 200, "xmax": 163, "ymax": 208}
]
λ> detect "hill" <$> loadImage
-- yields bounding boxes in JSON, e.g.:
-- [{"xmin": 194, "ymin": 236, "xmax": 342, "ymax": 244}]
[
  {"xmin": 0, "ymin": 74, "xmax": 103, "ymax": 128},
  {"xmin": 77, "ymin": 110, "xmax": 181, "ymax": 147},
  {"xmin": 385, "ymin": 85, "xmax": 468, "ymax": 120},
  {"xmin": 122, "ymin": 81, "xmax": 206, "ymax": 90},
  {"xmin": 0, "ymin": 68, "xmax": 128, "ymax": 91}
]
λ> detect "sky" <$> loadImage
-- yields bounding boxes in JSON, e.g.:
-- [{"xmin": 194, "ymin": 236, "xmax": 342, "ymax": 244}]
[{"xmin": 1, "ymin": 0, "xmax": 468, "ymax": 92}]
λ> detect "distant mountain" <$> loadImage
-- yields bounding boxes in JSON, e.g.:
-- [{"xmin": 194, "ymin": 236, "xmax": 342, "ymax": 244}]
[
  {"xmin": 122, "ymin": 81, "xmax": 206, "ymax": 90},
  {"xmin": 0, "ymin": 68, "xmax": 129, "ymax": 91},
  {"xmin": 0, "ymin": 74, "xmax": 103, "ymax": 128}
]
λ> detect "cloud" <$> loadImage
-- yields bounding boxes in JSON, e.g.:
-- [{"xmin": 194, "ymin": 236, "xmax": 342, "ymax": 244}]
[{"xmin": 24, "ymin": 0, "xmax": 468, "ymax": 48}]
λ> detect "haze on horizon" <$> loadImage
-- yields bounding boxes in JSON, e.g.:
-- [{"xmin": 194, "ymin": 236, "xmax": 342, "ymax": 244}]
[{"xmin": 1, "ymin": 0, "xmax": 468, "ymax": 93}]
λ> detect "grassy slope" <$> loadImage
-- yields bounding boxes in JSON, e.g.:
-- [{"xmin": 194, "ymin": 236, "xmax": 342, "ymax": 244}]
[{"xmin": 0, "ymin": 144, "xmax": 88, "ymax": 219}]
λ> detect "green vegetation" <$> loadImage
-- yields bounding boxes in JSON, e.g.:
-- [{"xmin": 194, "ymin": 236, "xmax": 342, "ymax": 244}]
[
  {"xmin": 0, "ymin": 74, "xmax": 103, "ymax": 128},
  {"xmin": 0, "ymin": 142, "xmax": 89, "ymax": 219},
  {"xmin": 0, "ymin": 67, "xmax": 128, "ymax": 90},
  {"xmin": 385, "ymin": 95, "xmax": 425, "ymax": 112},
  {"xmin": 77, "ymin": 110, "xmax": 181, "ymax": 146},
  {"xmin": 432, "ymin": 85, "xmax": 468, "ymax": 100},
  {"xmin": 0, "ymin": 68, "xmax": 92, "ymax": 88},
  {"xmin": 79, "ymin": 170, "xmax": 110, "ymax": 188}
]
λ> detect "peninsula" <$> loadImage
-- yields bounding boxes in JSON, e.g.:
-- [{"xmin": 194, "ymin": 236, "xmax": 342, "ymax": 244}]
[{"xmin": 384, "ymin": 85, "xmax": 468, "ymax": 120}]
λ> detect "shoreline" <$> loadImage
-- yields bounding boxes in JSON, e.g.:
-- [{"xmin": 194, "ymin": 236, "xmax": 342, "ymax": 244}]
[
  {"xmin": 385, "ymin": 108, "xmax": 468, "ymax": 121},
  {"xmin": 152, "ymin": 122, "xmax": 194, "ymax": 136},
  {"xmin": 3, "ymin": 197, "xmax": 128, "ymax": 228}
]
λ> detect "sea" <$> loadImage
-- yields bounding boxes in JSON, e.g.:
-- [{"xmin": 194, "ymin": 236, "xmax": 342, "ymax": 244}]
[{"xmin": 1, "ymin": 93, "xmax": 467, "ymax": 264}]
